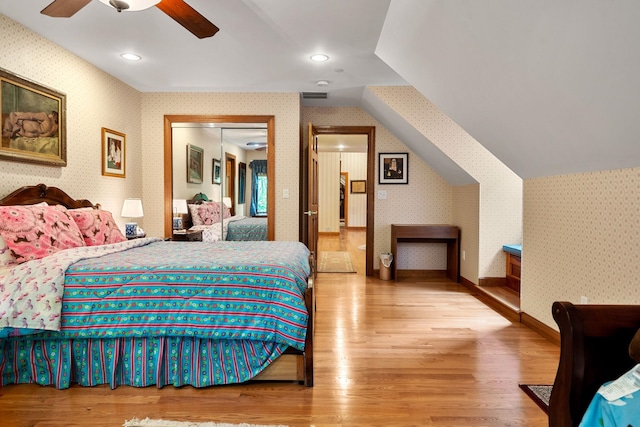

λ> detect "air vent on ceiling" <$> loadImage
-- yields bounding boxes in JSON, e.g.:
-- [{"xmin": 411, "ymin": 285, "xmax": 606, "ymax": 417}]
[{"xmin": 302, "ymin": 92, "xmax": 328, "ymax": 99}]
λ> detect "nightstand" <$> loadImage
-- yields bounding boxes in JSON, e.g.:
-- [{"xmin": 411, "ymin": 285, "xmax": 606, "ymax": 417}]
[{"xmin": 172, "ymin": 229, "xmax": 203, "ymax": 242}]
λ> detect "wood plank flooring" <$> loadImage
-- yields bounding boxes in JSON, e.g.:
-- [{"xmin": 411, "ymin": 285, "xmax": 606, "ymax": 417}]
[{"xmin": 0, "ymin": 229, "xmax": 560, "ymax": 426}]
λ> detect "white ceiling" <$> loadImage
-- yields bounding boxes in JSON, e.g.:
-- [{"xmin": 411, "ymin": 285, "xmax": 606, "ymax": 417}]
[{"xmin": 0, "ymin": 0, "xmax": 406, "ymax": 107}]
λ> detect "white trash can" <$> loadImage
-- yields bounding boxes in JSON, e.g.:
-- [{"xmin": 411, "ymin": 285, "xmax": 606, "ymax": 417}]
[{"xmin": 379, "ymin": 252, "xmax": 393, "ymax": 281}]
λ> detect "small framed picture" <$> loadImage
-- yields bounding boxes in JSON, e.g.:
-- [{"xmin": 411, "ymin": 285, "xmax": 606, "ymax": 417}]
[
  {"xmin": 101, "ymin": 127, "xmax": 126, "ymax": 178},
  {"xmin": 350, "ymin": 180, "xmax": 366, "ymax": 194},
  {"xmin": 187, "ymin": 144, "xmax": 204, "ymax": 183},
  {"xmin": 212, "ymin": 158, "xmax": 221, "ymax": 185},
  {"xmin": 379, "ymin": 152, "xmax": 408, "ymax": 184}
]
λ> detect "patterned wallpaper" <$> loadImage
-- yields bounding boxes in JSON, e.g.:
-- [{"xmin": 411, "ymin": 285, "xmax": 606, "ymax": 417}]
[
  {"xmin": 0, "ymin": 15, "xmax": 143, "ymax": 229},
  {"xmin": 453, "ymin": 184, "xmax": 480, "ymax": 284},
  {"xmin": 302, "ymin": 107, "xmax": 454, "ymax": 270},
  {"xmin": 366, "ymin": 86, "xmax": 523, "ymax": 278},
  {"xmin": 523, "ymin": 168, "xmax": 640, "ymax": 328}
]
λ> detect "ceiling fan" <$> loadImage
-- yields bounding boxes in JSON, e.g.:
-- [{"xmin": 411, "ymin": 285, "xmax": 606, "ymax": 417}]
[{"xmin": 40, "ymin": 0, "xmax": 219, "ymax": 39}]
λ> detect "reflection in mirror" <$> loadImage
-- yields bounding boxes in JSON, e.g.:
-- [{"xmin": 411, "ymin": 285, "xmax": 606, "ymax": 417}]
[{"xmin": 171, "ymin": 122, "xmax": 268, "ymax": 241}]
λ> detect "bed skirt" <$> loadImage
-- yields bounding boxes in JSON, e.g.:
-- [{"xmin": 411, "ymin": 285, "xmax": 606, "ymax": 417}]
[{"xmin": 0, "ymin": 336, "xmax": 287, "ymax": 389}]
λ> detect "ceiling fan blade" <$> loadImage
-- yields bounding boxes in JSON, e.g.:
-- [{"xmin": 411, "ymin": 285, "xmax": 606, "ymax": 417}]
[
  {"xmin": 156, "ymin": 0, "xmax": 219, "ymax": 39},
  {"xmin": 41, "ymin": 0, "xmax": 92, "ymax": 17}
]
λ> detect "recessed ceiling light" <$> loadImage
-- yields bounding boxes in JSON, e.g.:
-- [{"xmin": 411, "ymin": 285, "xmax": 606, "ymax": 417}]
[
  {"xmin": 310, "ymin": 54, "xmax": 329, "ymax": 62},
  {"xmin": 316, "ymin": 80, "xmax": 329, "ymax": 87},
  {"xmin": 121, "ymin": 53, "xmax": 142, "ymax": 61}
]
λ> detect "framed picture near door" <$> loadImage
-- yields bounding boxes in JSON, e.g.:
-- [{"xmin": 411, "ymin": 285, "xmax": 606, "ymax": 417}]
[
  {"xmin": 212, "ymin": 158, "xmax": 221, "ymax": 184},
  {"xmin": 379, "ymin": 152, "xmax": 408, "ymax": 184}
]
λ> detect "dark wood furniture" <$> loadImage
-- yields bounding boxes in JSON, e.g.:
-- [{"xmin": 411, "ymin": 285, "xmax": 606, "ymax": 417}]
[
  {"xmin": 0, "ymin": 183, "xmax": 315, "ymax": 387},
  {"xmin": 390, "ymin": 224, "xmax": 460, "ymax": 282},
  {"xmin": 172, "ymin": 229, "xmax": 203, "ymax": 242},
  {"xmin": 503, "ymin": 245, "xmax": 521, "ymax": 293},
  {"xmin": 550, "ymin": 301, "xmax": 640, "ymax": 426}
]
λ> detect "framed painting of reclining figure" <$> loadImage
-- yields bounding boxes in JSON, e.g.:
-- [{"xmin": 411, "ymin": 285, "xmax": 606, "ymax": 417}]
[{"xmin": 0, "ymin": 67, "xmax": 66, "ymax": 167}]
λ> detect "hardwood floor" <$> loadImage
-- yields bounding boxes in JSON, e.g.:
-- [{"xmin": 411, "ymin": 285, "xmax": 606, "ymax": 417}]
[{"xmin": 0, "ymin": 229, "xmax": 560, "ymax": 427}]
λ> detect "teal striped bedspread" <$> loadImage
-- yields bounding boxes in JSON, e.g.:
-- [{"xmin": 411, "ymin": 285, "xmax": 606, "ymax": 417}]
[{"xmin": 0, "ymin": 240, "xmax": 311, "ymax": 388}]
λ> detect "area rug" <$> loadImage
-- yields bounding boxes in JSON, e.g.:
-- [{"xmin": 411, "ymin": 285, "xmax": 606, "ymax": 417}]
[
  {"xmin": 519, "ymin": 384, "xmax": 552, "ymax": 414},
  {"xmin": 123, "ymin": 418, "xmax": 287, "ymax": 427},
  {"xmin": 317, "ymin": 251, "xmax": 356, "ymax": 273}
]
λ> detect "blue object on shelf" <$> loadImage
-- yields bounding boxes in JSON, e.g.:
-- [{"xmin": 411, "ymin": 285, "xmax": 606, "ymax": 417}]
[{"xmin": 502, "ymin": 244, "xmax": 522, "ymax": 256}]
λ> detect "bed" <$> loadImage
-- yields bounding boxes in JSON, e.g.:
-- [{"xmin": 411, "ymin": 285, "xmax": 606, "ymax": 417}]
[
  {"xmin": 0, "ymin": 184, "xmax": 314, "ymax": 389},
  {"xmin": 185, "ymin": 199, "xmax": 267, "ymax": 242},
  {"xmin": 549, "ymin": 301, "xmax": 640, "ymax": 426}
]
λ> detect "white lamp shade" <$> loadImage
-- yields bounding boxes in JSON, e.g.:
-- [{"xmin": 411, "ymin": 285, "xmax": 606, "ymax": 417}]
[
  {"xmin": 223, "ymin": 197, "xmax": 232, "ymax": 208},
  {"xmin": 98, "ymin": 0, "xmax": 160, "ymax": 11},
  {"xmin": 121, "ymin": 198, "xmax": 144, "ymax": 218},
  {"xmin": 172, "ymin": 199, "xmax": 189, "ymax": 215}
]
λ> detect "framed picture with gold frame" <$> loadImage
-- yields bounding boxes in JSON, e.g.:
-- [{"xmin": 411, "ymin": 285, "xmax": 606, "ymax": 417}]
[
  {"xmin": 0, "ymin": 67, "xmax": 67, "ymax": 167},
  {"xmin": 101, "ymin": 127, "xmax": 126, "ymax": 178},
  {"xmin": 187, "ymin": 144, "xmax": 204, "ymax": 184},
  {"xmin": 350, "ymin": 180, "xmax": 366, "ymax": 194}
]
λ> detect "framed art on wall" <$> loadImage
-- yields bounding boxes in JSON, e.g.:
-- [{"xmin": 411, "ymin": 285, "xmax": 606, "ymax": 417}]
[
  {"xmin": 187, "ymin": 144, "xmax": 204, "ymax": 184},
  {"xmin": 101, "ymin": 127, "xmax": 126, "ymax": 178},
  {"xmin": 212, "ymin": 158, "xmax": 221, "ymax": 185},
  {"xmin": 379, "ymin": 152, "xmax": 408, "ymax": 184},
  {"xmin": 350, "ymin": 180, "xmax": 366, "ymax": 194},
  {"xmin": 0, "ymin": 67, "xmax": 67, "ymax": 167}
]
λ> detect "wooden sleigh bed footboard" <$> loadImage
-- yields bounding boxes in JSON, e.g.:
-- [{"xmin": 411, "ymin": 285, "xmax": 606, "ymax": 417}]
[
  {"xmin": 0, "ymin": 183, "xmax": 315, "ymax": 388},
  {"xmin": 549, "ymin": 301, "xmax": 640, "ymax": 426}
]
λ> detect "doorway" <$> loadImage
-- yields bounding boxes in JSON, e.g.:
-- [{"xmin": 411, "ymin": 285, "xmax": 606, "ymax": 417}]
[
  {"xmin": 312, "ymin": 126, "xmax": 375, "ymax": 276},
  {"xmin": 225, "ymin": 152, "xmax": 236, "ymax": 216},
  {"xmin": 340, "ymin": 172, "xmax": 348, "ymax": 227}
]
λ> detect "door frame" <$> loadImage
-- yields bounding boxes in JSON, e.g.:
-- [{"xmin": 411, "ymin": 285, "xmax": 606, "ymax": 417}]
[
  {"xmin": 312, "ymin": 125, "xmax": 375, "ymax": 276},
  {"xmin": 163, "ymin": 115, "xmax": 275, "ymax": 239},
  {"xmin": 340, "ymin": 171, "xmax": 348, "ymax": 227}
]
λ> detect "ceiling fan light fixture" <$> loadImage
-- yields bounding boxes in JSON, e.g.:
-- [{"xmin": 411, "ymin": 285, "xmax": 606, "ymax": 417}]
[{"xmin": 98, "ymin": 0, "xmax": 160, "ymax": 12}]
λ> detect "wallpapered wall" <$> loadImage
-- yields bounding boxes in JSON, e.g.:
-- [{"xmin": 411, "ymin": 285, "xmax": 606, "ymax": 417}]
[
  {"xmin": 0, "ymin": 15, "xmax": 143, "ymax": 226},
  {"xmin": 522, "ymin": 168, "xmax": 640, "ymax": 328},
  {"xmin": 302, "ymin": 107, "xmax": 454, "ymax": 270},
  {"xmin": 366, "ymin": 86, "xmax": 523, "ymax": 279}
]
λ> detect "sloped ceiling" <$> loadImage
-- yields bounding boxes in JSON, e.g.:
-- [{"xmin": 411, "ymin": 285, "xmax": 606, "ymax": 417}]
[{"xmin": 375, "ymin": 0, "xmax": 640, "ymax": 179}]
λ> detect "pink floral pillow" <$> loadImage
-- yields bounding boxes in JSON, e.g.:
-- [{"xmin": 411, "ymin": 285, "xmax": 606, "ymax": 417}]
[
  {"xmin": 0, "ymin": 235, "xmax": 16, "ymax": 267},
  {"xmin": 69, "ymin": 209, "xmax": 127, "ymax": 246},
  {"xmin": 197, "ymin": 202, "xmax": 223, "ymax": 226},
  {"xmin": 0, "ymin": 204, "xmax": 86, "ymax": 263}
]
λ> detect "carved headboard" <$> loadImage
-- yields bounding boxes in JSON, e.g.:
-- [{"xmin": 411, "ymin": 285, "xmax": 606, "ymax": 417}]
[{"xmin": 0, "ymin": 183, "xmax": 97, "ymax": 209}]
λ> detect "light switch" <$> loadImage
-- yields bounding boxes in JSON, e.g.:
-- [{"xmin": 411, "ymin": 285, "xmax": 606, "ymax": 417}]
[
  {"xmin": 283, "ymin": 188, "xmax": 290, "ymax": 199},
  {"xmin": 377, "ymin": 190, "xmax": 387, "ymax": 199}
]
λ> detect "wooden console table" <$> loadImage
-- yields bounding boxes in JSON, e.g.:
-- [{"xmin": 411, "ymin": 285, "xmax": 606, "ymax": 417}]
[{"xmin": 390, "ymin": 224, "xmax": 460, "ymax": 282}]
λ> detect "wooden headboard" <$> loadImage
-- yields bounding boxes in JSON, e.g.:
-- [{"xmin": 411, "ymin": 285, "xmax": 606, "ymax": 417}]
[
  {"xmin": 0, "ymin": 183, "xmax": 97, "ymax": 209},
  {"xmin": 550, "ymin": 301, "xmax": 640, "ymax": 426}
]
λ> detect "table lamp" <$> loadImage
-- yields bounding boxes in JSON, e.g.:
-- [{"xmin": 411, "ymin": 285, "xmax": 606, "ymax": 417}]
[
  {"xmin": 121, "ymin": 198, "xmax": 144, "ymax": 238},
  {"xmin": 172, "ymin": 199, "xmax": 189, "ymax": 230}
]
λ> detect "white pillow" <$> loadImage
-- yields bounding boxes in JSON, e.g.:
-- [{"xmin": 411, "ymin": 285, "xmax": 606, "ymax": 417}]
[{"xmin": 0, "ymin": 234, "xmax": 16, "ymax": 267}]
